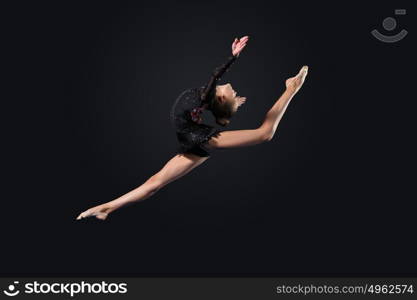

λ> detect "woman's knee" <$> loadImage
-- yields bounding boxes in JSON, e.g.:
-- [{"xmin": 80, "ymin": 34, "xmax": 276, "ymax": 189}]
[{"xmin": 258, "ymin": 126, "xmax": 275, "ymax": 142}]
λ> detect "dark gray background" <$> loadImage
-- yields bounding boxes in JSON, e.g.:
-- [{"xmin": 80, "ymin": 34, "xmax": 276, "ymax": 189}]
[{"xmin": 2, "ymin": 1, "xmax": 415, "ymax": 276}]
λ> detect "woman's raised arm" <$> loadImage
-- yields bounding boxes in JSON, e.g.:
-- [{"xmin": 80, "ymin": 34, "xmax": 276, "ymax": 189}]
[{"xmin": 200, "ymin": 36, "xmax": 249, "ymax": 104}]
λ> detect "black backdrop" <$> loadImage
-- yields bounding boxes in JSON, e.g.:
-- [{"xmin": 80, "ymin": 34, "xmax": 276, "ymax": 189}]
[{"xmin": 2, "ymin": 0, "xmax": 415, "ymax": 276}]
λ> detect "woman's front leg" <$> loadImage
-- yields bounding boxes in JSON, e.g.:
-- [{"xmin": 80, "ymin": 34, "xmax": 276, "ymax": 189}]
[
  {"xmin": 207, "ymin": 66, "xmax": 308, "ymax": 149},
  {"xmin": 76, "ymin": 153, "xmax": 208, "ymax": 220}
]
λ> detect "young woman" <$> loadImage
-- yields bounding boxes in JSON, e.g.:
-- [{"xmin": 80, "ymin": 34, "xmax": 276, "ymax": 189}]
[{"xmin": 77, "ymin": 36, "xmax": 308, "ymax": 220}]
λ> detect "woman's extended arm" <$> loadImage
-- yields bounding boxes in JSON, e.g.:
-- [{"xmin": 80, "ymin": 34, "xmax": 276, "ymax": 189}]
[{"xmin": 200, "ymin": 36, "xmax": 249, "ymax": 104}]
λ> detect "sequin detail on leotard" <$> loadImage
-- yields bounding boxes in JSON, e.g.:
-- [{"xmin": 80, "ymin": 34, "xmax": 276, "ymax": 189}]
[{"xmin": 170, "ymin": 55, "xmax": 237, "ymax": 157}]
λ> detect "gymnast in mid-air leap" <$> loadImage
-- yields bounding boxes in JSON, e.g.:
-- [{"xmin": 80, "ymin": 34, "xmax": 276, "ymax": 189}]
[{"xmin": 77, "ymin": 35, "xmax": 308, "ymax": 220}]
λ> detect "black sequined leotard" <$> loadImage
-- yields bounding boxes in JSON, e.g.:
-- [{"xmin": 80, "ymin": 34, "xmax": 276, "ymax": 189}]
[{"xmin": 170, "ymin": 55, "xmax": 238, "ymax": 157}]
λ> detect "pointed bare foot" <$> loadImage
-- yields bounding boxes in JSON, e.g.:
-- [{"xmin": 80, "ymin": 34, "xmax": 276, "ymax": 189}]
[
  {"xmin": 285, "ymin": 65, "xmax": 309, "ymax": 94},
  {"xmin": 76, "ymin": 204, "xmax": 113, "ymax": 221}
]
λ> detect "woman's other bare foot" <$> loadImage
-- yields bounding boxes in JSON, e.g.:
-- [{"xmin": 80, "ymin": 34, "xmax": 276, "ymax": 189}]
[
  {"xmin": 76, "ymin": 204, "xmax": 113, "ymax": 221},
  {"xmin": 285, "ymin": 66, "xmax": 309, "ymax": 94}
]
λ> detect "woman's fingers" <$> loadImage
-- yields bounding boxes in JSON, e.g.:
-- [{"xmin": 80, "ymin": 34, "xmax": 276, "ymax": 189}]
[
  {"xmin": 236, "ymin": 43, "xmax": 247, "ymax": 52},
  {"xmin": 237, "ymin": 41, "xmax": 247, "ymax": 48},
  {"xmin": 237, "ymin": 96, "xmax": 246, "ymax": 107},
  {"xmin": 234, "ymin": 36, "xmax": 249, "ymax": 46},
  {"xmin": 76, "ymin": 211, "xmax": 85, "ymax": 220},
  {"xmin": 232, "ymin": 35, "xmax": 249, "ymax": 56},
  {"xmin": 238, "ymin": 39, "xmax": 248, "ymax": 47},
  {"xmin": 237, "ymin": 40, "xmax": 247, "ymax": 47},
  {"xmin": 239, "ymin": 36, "xmax": 249, "ymax": 42}
]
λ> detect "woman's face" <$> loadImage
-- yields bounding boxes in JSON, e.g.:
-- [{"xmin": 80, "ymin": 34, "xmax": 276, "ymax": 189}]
[{"xmin": 216, "ymin": 83, "xmax": 246, "ymax": 113}]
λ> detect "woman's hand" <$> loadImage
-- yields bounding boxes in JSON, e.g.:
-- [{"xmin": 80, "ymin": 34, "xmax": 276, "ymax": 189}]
[{"xmin": 232, "ymin": 36, "xmax": 249, "ymax": 57}]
